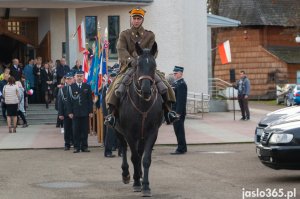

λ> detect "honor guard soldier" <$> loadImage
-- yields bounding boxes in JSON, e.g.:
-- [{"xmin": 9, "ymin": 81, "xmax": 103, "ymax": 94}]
[
  {"xmin": 67, "ymin": 70, "xmax": 93, "ymax": 153},
  {"xmin": 105, "ymin": 6, "xmax": 178, "ymax": 127},
  {"xmin": 170, "ymin": 66, "xmax": 188, "ymax": 155},
  {"xmin": 58, "ymin": 72, "xmax": 74, "ymax": 151}
]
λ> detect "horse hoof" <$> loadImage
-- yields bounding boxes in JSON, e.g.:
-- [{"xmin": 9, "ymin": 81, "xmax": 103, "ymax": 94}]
[
  {"xmin": 122, "ymin": 174, "xmax": 130, "ymax": 184},
  {"xmin": 133, "ymin": 186, "xmax": 142, "ymax": 192},
  {"xmin": 142, "ymin": 190, "xmax": 152, "ymax": 197}
]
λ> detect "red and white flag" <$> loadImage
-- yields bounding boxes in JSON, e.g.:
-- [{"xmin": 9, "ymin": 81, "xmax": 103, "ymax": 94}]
[
  {"xmin": 82, "ymin": 49, "xmax": 89, "ymax": 82},
  {"xmin": 77, "ymin": 21, "xmax": 86, "ymax": 52},
  {"xmin": 218, "ymin": 40, "xmax": 231, "ymax": 64}
]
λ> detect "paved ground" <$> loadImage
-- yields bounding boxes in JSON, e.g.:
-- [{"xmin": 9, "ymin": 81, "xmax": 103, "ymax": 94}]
[
  {"xmin": 0, "ymin": 101, "xmax": 282, "ymax": 149},
  {"xmin": 0, "ymin": 144, "xmax": 299, "ymax": 199}
]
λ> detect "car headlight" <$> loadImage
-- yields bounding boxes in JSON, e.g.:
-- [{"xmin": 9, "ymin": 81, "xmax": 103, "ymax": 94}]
[{"xmin": 269, "ymin": 133, "xmax": 293, "ymax": 144}]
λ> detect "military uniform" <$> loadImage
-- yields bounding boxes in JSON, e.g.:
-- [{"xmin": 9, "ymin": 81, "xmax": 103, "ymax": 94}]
[
  {"xmin": 67, "ymin": 79, "xmax": 93, "ymax": 152},
  {"xmin": 58, "ymin": 75, "xmax": 73, "ymax": 150},
  {"xmin": 106, "ymin": 25, "xmax": 175, "ymax": 108},
  {"xmin": 171, "ymin": 66, "xmax": 188, "ymax": 154}
]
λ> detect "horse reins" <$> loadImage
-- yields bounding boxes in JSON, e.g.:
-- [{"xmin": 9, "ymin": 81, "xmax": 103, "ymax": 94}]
[{"xmin": 126, "ymin": 83, "xmax": 158, "ymax": 140}]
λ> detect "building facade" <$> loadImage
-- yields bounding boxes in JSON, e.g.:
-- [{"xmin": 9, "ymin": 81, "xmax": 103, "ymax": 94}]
[
  {"xmin": 0, "ymin": 0, "xmax": 208, "ymax": 94},
  {"xmin": 215, "ymin": 0, "xmax": 300, "ymax": 99}
]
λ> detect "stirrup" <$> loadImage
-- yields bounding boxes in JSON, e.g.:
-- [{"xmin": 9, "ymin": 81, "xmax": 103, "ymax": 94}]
[
  {"xmin": 168, "ymin": 111, "xmax": 179, "ymax": 123},
  {"xmin": 104, "ymin": 114, "xmax": 116, "ymax": 127}
]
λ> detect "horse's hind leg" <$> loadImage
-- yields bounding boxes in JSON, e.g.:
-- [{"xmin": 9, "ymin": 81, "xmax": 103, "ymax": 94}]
[{"xmin": 116, "ymin": 133, "xmax": 130, "ymax": 184}]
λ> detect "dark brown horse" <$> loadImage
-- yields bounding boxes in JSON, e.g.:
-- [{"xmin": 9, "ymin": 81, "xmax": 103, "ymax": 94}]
[{"xmin": 115, "ymin": 42, "xmax": 163, "ymax": 197}]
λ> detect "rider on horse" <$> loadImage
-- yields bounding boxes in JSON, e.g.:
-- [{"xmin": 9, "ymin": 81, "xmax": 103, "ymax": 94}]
[{"xmin": 105, "ymin": 7, "xmax": 178, "ymax": 127}]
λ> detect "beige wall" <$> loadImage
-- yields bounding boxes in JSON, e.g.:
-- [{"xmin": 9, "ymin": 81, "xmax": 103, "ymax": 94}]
[{"xmin": 2, "ymin": 1, "xmax": 208, "ymax": 94}]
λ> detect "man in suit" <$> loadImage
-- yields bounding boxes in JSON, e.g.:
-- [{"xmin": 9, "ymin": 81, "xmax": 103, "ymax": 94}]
[
  {"xmin": 56, "ymin": 58, "xmax": 70, "ymax": 86},
  {"xmin": 171, "ymin": 66, "xmax": 188, "ymax": 155},
  {"xmin": 9, "ymin": 58, "xmax": 22, "ymax": 81},
  {"xmin": 58, "ymin": 72, "xmax": 74, "ymax": 151},
  {"xmin": 67, "ymin": 70, "xmax": 93, "ymax": 153}
]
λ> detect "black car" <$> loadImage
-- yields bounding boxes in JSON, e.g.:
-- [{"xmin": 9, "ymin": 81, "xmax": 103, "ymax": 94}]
[
  {"xmin": 256, "ymin": 119, "xmax": 300, "ymax": 170},
  {"xmin": 255, "ymin": 106, "xmax": 300, "ymax": 144}
]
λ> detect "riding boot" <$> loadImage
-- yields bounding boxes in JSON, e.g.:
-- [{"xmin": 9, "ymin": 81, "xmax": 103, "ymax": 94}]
[
  {"xmin": 104, "ymin": 105, "xmax": 116, "ymax": 128},
  {"xmin": 162, "ymin": 93, "xmax": 179, "ymax": 124}
]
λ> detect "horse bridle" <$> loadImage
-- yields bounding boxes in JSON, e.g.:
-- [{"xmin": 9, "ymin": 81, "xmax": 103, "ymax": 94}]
[
  {"xmin": 127, "ymin": 73, "xmax": 158, "ymax": 140},
  {"xmin": 133, "ymin": 74, "xmax": 156, "ymax": 102}
]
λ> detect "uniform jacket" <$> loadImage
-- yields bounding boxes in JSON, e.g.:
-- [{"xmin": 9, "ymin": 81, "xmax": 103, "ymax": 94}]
[
  {"xmin": 172, "ymin": 78, "xmax": 187, "ymax": 116},
  {"xmin": 67, "ymin": 82, "xmax": 93, "ymax": 117},
  {"xmin": 58, "ymin": 85, "xmax": 69, "ymax": 117},
  {"xmin": 117, "ymin": 26, "xmax": 155, "ymax": 71}
]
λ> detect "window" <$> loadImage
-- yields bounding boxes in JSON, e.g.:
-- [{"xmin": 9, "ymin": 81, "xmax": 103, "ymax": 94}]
[
  {"xmin": 108, "ymin": 16, "xmax": 120, "ymax": 59},
  {"xmin": 85, "ymin": 16, "xmax": 97, "ymax": 39}
]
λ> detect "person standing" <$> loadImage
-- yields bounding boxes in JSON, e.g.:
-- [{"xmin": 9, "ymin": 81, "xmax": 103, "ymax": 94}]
[
  {"xmin": 71, "ymin": 59, "xmax": 82, "ymax": 75},
  {"xmin": 16, "ymin": 81, "xmax": 28, "ymax": 128},
  {"xmin": 102, "ymin": 71, "xmax": 118, "ymax": 158},
  {"xmin": 67, "ymin": 71, "xmax": 93, "ymax": 153},
  {"xmin": 33, "ymin": 57, "xmax": 43, "ymax": 103},
  {"xmin": 58, "ymin": 72, "xmax": 74, "ymax": 151},
  {"xmin": 233, "ymin": 70, "xmax": 251, "ymax": 120},
  {"xmin": 23, "ymin": 59, "xmax": 35, "ymax": 104},
  {"xmin": 170, "ymin": 66, "xmax": 187, "ymax": 155},
  {"xmin": 3, "ymin": 76, "xmax": 19, "ymax": 133},
  {"xmin": 41, "ymin": 61, "xmax": 53, "ymax": 108},
  {"xmin": 0, "ymin": 68, "xmax": 10, "ymax": 121},
  {"xmin": 9, "ymin": 58, "xmax": 22, "ymax": 81},
  {"xmin": 56, "ymin": 58, "xmax": 70, "ymax": 87}
]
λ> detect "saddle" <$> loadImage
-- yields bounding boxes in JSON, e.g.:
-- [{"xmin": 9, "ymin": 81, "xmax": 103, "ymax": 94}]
[{"xmin": 115, "ymin": 68, "xmax": 167, "ymax": 98}]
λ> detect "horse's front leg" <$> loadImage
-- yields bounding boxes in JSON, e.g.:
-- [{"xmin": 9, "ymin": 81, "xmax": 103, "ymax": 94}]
[
  {"xmin": 116, "ymin": 133, "xmax": 130, "ymax": 184},
  {"xmin": 129, "ymin": 141, "xmax": 142, "ymax": 192},
  {"xmin": 141, "ymin": 133, "xmax": 157, "ymax": 197}
]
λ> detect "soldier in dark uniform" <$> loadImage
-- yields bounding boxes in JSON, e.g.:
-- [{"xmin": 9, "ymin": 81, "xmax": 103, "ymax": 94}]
[
  {"xmin": 105, "ymin": 7, "xmax": 178, "ymax": 127},
  {"xmin": 58, "ymin": 72, "xmax": 74, "ymax": 150},
  {"xmin": 67, "ymin": 71, "xmax": 93, "ymax": 153},
  {"xmin": 171, "ymin": 66, "xmax": 188, "ymax": 155}
]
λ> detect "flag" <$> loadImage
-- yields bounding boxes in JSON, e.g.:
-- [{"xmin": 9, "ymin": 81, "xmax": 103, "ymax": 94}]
[
  {"xmin": 77, "ymin": 20, "xmax": 86, "ymax": 52},
  {"xmin": 87, "ymin": 40, "xmax": 100, "ymax": 93},
  {"xmin": 82, "ymin": 50, "xmax": 89, "ymax": 82},
  {"xmin": 218, "ymin": 40, "xmax": 231, "ymax": 64},
  {"xmin": 96, "ymin": 48, "xmax": 107, "ymax": 95}
]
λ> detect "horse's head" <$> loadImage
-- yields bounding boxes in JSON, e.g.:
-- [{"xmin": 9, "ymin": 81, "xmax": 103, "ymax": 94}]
[{"xmin": 135, "ymin": 42, "xmax": 157, "ymax": 100}]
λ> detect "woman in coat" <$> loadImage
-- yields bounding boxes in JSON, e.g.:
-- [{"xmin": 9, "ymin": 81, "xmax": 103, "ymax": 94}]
[{"xmin": 41, "ymin": 61, "xmax": 53, "ymax": 109}]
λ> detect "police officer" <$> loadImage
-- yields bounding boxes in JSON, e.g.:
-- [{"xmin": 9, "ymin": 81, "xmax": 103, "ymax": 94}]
[
  {"xmin": 105, "ymin": 6, "xmax": 177, "ymax": 127},
  {"xmin": 58, "ymin": 72, "xmax": 74, "ymax": 150},
  {"xmin": 67, "ymin": 70, "xmax": 93, "ymax": 153},
  {"xmin": 103, "ymin": 70, "xmax": 118, "ymax": 158},
  {"xmin": 171, "ymin": 66, "xmax": 188, "ymax": 155}
]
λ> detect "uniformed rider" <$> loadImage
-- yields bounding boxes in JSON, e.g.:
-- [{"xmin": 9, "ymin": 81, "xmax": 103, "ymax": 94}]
[{"xmin": 105, "ymin": 7, "xmax": 178, "ymax": 127}]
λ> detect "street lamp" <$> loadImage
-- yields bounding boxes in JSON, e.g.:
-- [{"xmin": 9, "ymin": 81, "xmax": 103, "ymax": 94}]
[{"xmin": 296, "ymin": 35, "xmax": 300, "ymax": 43}]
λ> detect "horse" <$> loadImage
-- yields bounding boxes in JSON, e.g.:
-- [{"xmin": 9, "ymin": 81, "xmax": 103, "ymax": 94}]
[{"xmin": 114, "ymin": 41, "xmax": 163, "ymax": 197}]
